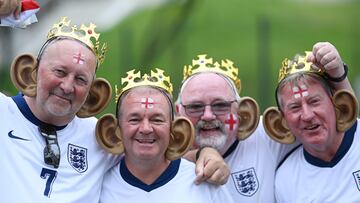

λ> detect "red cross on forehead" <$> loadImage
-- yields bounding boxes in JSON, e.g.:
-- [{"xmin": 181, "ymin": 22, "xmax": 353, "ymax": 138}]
[
  {"xmin": 225, "ymin": 114, "xmax": 237, "ymax": 131},
  {"xmin": 73, "ymin": 53, "xmax": 85, "ymax": 65},
  {"xmin": 292, "ymin": 84, "xmax": 309, "ymax": 99},
  {"xmin": 141, "ymin": 97, "xmax": 155, "ymax": 109}
]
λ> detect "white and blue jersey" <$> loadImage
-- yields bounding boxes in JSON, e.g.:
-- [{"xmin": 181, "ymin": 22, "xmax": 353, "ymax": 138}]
[
  {"xmin": 275, "ymin": 119, "xmax": 360, "ymax": 203},
  {"xmin": 223, "ymin": 119, "xmax": 299, "ymax": 202},
  {"xmin": 0, "ymin": 92, "xmax": 117, "ymax": 203},
  {"xmin": 100, "ymin": 158, "xmax": 234, "ymax": 203}
]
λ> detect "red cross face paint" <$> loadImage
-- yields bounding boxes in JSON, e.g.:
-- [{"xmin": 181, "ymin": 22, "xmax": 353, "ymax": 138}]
[
  {"xmin": 292, "ymin": 84, "xmax": 309, "ymax": 99},
  {"xmin": 73, "ymin": 52, "xmax": 85, "ymax": 65},
  {"xmin": 141, "ymin": 97, "xmax": 155, "ymax": 109},
  {"xmin": 225, "ymin": 113, "xmax": 238, "ymax": 132}
]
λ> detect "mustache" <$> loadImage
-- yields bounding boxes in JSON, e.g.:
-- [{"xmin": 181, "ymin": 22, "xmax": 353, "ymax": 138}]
[{"xmin": 196, "ymin": 120, "xmax": 223, "ymax": 130}]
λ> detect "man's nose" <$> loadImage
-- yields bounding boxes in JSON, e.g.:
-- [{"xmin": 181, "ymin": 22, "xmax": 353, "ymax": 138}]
[
  {"xmin": 60, "ymin": 77, "xmax": 75, "ymax": 94},
  {"xmin": 201, "ymin": 105, "xmax": 216, "ymax": 121},
  {"xmin": 300, "ymin": 104, "xmax": 315, "ymax": 121},
  {"xmin": 139, "ymin": 119, "xmax": 153, "ymax": 134}
]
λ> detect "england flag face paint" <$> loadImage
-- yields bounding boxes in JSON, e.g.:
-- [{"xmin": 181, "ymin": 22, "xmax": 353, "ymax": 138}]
[
  {"xmin": 292, "ymin": 84, "xmax": 309, "ymax": 99},
  {"xmin": 141, "ymin": 97, "xmax": 155, "ymax": 109},
  {"xmin": 73, "ymin": 52, "xmax": 85, "ymax": 65},
  {"xmin": 225, "ymin": 113, "xmax": 238, "ymax": 132}
]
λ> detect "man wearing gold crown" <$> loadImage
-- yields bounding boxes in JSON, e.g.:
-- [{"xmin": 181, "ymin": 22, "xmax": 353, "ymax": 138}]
[
  {"xmin": 95, "ymin": 68, "xmax": 234, "ymax": 202},
  {"xmin": 0, "ymin": 17, "xmax": 118, "ymax": 202},
  {"xmin": 262, "ymin": 42, "xmax": 359, "ymax": 202},
  {"xmin": 175, "ymin": 42, "xmax": 353, "ymax": 202}
]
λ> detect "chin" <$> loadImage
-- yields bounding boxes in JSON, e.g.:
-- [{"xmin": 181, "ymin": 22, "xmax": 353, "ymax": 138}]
[{"xmin": 48, "ymin": 106, "xmax": 72, "ymax": 117}]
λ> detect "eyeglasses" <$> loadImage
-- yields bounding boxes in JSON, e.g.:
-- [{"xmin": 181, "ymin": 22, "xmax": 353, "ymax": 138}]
[{"xmin": 181, "ymin": 100, "xmax": 236, "ymax": 117}]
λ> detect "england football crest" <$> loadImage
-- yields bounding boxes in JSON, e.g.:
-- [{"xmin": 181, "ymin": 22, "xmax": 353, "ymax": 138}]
[
  {"xmin": 231, "ymin": 167, "xmax": 259, "ymax": 196},
  {"xmin": 353, "ymin": 170, "xmax": 360, "ymax": 191},
  {"xmin": 67, "ymin": 144, "xmax": 88, "ymax": 173}
]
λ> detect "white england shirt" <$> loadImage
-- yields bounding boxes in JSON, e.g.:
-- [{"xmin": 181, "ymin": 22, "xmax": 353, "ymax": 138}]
[
  {"xmin": 100, "ymin": 158, "xmax": 234, "ymax": 203},
  {"xmin": 275, "ymin": 119, "xmax": 359, "ymax": 203},
  {"xmin": 224, "ymin": 119, "xmax": 299, "ymax": 202},
  {"xmin": 0, "ymin": 92, "xmax": 117, "ymax": 203}
]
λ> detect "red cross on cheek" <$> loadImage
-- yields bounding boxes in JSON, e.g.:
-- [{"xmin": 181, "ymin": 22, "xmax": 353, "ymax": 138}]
[
  {"xmin": 73, "ymin": 53, "xmax": 85, "ymax": 65},
  {"xmin": 292, "ymin": 85, "xmax": 309, "ymax": 99},
  {"xmin": 225, "ymin": 114, "xmax": 237, "ymax": 131},
  {"xmin": 141, "ymin": 98, "xmax": 155, "ymax": 109}
]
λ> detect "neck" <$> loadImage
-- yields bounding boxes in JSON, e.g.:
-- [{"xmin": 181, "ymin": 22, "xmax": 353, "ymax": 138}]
[
  {"xmin": 304, "ymin": 132, "xmax": 345, "ymax": 162},
  {"xmin": 124, "ymin": 156, "xmax": 170, "ymax": 185}
]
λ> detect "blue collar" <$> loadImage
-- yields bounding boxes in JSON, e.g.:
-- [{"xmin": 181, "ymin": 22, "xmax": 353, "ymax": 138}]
[
  {"xmin": 12, "ymin": 93, "xmax": 67, "ymax": 130},
  {"xmin": 223, "ymin": 140, "xmax": 239, "ymax": 159},
  {"xmin": 120, "ymin": 157, "xmax": 180, "ymax": 192},
  {"xmin": 304, "ymin": 120, "xmax": 358, "ymax": 167}
]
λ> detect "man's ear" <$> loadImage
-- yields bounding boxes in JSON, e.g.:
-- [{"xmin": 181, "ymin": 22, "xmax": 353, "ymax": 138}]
[
  {"xmin": 95, "ymin": 114, "xmax": 124, "ymax": 154},
  {"xmin": 77, "ymin": 78, "xmax": 112, "ymax": 118},
  {"xmin": 333, "ymin": 90, "xmax": 359, "ymax": 132},
  {"xmin": 263, "ymin": 107, "xmax": 295, "ymax": 144},
  {"xmin": 10, "ymin": 54, "xmax": 37, "ymax": 97},
  {"xmin": 237, "ymin": 97, "xmax": 260, "ymax": 140},
  {"xmin": 166, "ymin": 117, "xmax": 195, "ymax": 160}
]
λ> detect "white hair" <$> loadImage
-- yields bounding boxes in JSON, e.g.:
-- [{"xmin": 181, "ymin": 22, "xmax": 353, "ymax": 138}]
[{"xmin": 176, "ymin": 72, "xmax": 241, "ymax": 105}]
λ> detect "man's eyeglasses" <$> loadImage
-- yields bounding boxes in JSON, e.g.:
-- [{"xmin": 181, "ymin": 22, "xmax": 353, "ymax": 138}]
[{"xmin": 181, "ymin": 100, "xmax": 236, "ymax": 117}]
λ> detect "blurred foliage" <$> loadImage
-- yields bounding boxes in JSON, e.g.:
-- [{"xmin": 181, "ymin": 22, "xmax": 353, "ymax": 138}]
[
  {"xmin": 97, "ymin": 0, "xmax": 360, "ymax": 116},
  {"xmin": 1, "ymin": 0, "xmax": 360, "ymax": 117}
]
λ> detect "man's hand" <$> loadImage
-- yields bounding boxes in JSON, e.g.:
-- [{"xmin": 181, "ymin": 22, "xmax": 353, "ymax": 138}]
[
  {"xmin": 195, "ymin": 147, "xmax": 230, "ymax": 185},
  {"xmin": 307, "ymin": 41, "xmax": 353, "ymax": 92},
  {"xmin": 0, "ymin": 0, "xmax": 21, "ymax": 19},
  {"xmin": 307, "ymin": 41, "xmax": 343, "ymax": 78}
]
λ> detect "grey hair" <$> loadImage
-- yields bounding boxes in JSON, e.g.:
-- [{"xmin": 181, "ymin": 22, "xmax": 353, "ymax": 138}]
[
  {"xmin": 276, "ymin": 72, "xmax": 333, "ymax": 111},
  {"xmin": 176, "ymin": 72, "xmax": 241, "ymax": 105}
]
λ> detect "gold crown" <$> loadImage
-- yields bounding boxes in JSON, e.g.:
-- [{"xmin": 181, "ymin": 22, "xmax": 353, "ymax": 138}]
[
  {"xmin": 183, "ymin": 54, "xmax": 241, "ymax": 92},
  {"xmin": 115, "ymin": 68, "xmax": 173, "ymax": 102},
  {"xmin": 278, "ymin": 51, "xmax": 325, "ymax": 82},
  {"xmin": 47, "ymin": 17, "xmax": 107, "ymax": 67}
]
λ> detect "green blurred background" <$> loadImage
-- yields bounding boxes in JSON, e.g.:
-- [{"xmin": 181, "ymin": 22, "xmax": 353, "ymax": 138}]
[{"xmin": 1, "ymin": 0, "xmax": 360, "ymax": 116}]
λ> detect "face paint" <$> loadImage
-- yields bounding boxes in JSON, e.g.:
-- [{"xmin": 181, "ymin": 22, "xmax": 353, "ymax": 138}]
[
  {"xmin": 141, "ymin": 97, "xmax": 154, "ymax": 109},
  {"xmin": 292, "ymin": 84, "xmax": 309, "ymax": 99},
  {"xmin": 225, "ymin": 113, "xmax": 237, "ymax": 131},
  {"xmin": 73, "ymin": 52, "xmax": 85, "ymax": 65}
]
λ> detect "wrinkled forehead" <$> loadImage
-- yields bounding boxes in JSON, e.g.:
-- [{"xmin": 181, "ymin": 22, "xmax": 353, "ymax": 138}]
[
  {"xmin": 121, "ymin": 86, "xmax": 172, "ymax": 110},
  {"xmin": 39, "ymin": 38, "xmax": 97, "ymax": 73},
  {"xmin": 183, "ymin": 72, "xmax": 233, "ymax": 92},
  {"xmin": 179, "ymin": 72, "xmax": 237, "ymax": 102},
  {"xmin": 278, "ymin": 75, "xmax": 333, "ymax": 107},
  {"xmin": 279, "ymin": 73, "xmax": 329, "ymax": 95}
]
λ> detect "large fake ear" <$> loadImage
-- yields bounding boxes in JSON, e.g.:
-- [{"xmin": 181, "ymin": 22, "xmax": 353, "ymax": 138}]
[
  {"xmin": 166, "ymin": 117, "xmax": 195, "ymax": 160},
  {"xmin": 263, "ymin": 107, "xmax": 295, "ymax": 144},
  {"xmin": 10, "ymin": 54, "xmax": 37, "ymax": 97},
  {"xmin": 77, "ymin": 78, "xmax": 112, "ymax": 118},
  {"xmin": 95, "ymin": 114, "xmax": 124, "ymax": 154},
  {"xmin": 333, "ymin": 89, "xmax": 359, "ymax": 132},
  {"xmin": 237, "ymin": 97, "xmax": 260, "ymax": 140}
]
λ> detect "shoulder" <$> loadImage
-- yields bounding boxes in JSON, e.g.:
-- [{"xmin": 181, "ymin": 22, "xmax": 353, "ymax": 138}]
[
  {"xmin": 177, "ymin": 158, "xmax": 196, "ymax": 177},
  {"xmin": 0, "ymin": 92, "xmax": 11, "ymax": 105},
  {"xmin": 276, "ymin": 146, "xmax": 303, "ymax": 176}
]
